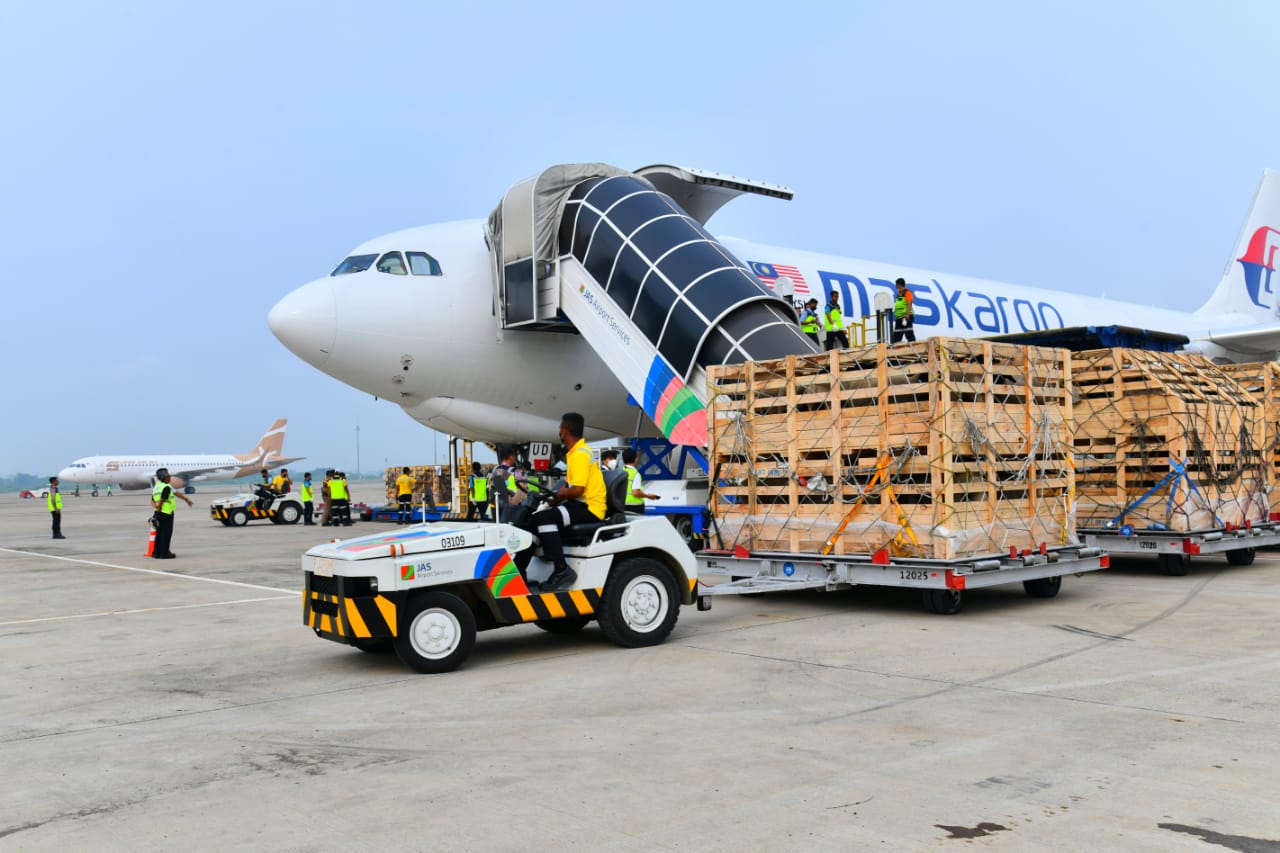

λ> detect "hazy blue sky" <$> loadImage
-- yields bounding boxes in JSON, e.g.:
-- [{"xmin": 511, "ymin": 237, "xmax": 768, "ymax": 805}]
[{"xmin": 3, "ymin": 1, "xmax": 1278, "ymax": 476}]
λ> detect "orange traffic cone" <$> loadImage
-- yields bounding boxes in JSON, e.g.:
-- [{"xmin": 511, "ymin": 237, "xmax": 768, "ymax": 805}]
[{"xmin": 144, "ymin": 527, "xmax": 156, "ymax": 557}]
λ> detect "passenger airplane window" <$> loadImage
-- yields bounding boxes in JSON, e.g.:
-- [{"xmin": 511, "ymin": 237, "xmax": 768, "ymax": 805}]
[
  {"xmin": 376, "ymin": 252, "xmax": 408, "ymax": 275},
  {"xmin": 331, "ymin": 254, "xmax": 378, "ymax": 275},
  {"xmin": 407, "ymin": 252, "xmax": 443, "ymax": 276}
]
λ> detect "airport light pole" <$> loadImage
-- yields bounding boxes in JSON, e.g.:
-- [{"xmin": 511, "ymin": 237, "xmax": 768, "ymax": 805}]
[{"xmin": 355, "ymin": 422, "xmax": 361, "ymax": 478}]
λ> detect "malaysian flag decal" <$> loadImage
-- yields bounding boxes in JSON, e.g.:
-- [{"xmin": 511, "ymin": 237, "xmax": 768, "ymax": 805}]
[{"xmin": 749, "ymin": 261, "xmax": 810, "ymax": 296}]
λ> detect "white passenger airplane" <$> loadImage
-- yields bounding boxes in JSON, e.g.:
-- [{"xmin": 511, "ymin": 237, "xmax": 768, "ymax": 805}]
[
  {"xmin": 268, "ymin": 164, "xmax": 1280, "ymax": 448},
  {"xmin": 57, "ymin": 419, "xmax": 304, "ymax": 491}
]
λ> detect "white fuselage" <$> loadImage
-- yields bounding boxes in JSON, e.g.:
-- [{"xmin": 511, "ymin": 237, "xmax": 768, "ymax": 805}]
[
  {"xmin": 269, "ymin": 217, "xmax": 1276, "ymax": 446},
  {"xmin": 267, "ymin": 166, "xmax": 1280, "ymax": 445}
]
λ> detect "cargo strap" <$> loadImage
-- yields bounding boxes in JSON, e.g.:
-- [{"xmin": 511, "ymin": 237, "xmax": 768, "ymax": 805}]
[{"xmin": 1107, "ymin": 457, "xmax": 1223, "ymax": 529}]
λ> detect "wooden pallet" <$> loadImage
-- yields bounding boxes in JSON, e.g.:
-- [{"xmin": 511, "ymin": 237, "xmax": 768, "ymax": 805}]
[
  {"xmin": 708, "ymin": 338, "xmax": 1075, "ymax": 560},
  {"xmin": 1071, "ymin": 349, "xmax": 1266, "ymax": 529},
  {"xmin": 1221, "ymin": 360, "xmax": 1280, "ymax": 514},
  {"xmin": 382, "ymin": 465, "xmax": 454, "ymax": 506}
]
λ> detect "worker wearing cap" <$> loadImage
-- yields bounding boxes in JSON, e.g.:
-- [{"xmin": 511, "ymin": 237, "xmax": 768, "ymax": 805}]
[
  {"xmin": 151, "ymin": 468, "xmax": 193, "ymax": 559},
  {"xmin": 892, "ymin": 278, "xmax": 916, "ymax": 343},
  {"xmin": 799, "ymin": 297, "xmax": 821, "ymax": 346},
  {"xmin": 48, "ymin": 476, "xmax": 66, "ymax": 539},
  {"xmin": 824, "ymin": 290, "xmax": 848, "ymax": 350},
  {"xmin": 272, "ymin": 468, "xmax": 292, "ymax": 495}
]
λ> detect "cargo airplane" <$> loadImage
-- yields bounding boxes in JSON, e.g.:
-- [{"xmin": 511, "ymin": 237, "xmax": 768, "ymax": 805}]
[
  {"xmin": 57, "ymin": 419, "xmax": 303, "ymax": 491},
  {"xmin": 268, "ymin": 164, "xmax": 1280, "ymax": 446}
]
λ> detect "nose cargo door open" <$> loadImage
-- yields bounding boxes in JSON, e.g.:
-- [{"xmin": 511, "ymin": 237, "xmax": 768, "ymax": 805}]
[{"xmin": 486, "ymin": 163, "xmax": 818, "ymax": 447}]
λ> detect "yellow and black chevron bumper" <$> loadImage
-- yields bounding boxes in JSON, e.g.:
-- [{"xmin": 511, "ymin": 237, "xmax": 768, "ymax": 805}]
[
  {"xmin": 211, "ymin": 504, "xmax": 276, "ymax": 522},
  {"xmin": 492, "ymin": 588, "xmax": 602, "ymax": 623},
  {"xmin": 305, "ymin": 572, "xmax": 396, "ymax": 644}
]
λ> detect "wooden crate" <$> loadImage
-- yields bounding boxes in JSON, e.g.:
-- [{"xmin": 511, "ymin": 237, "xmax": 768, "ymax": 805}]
[
  {"xmin": 1220, "ymin": 360, "xmax": 1280, "ymax": 516},
  {"xmin": 708, "ymin": 338, "xmax": 1075, "ymax": 559},
  {"xmin": 1071, "ymin": 349, "xmax": 1267, "ymax": 529},
  {"xmin": 382, "ymin": 465, "xmax": 453, "ymax": 507}
]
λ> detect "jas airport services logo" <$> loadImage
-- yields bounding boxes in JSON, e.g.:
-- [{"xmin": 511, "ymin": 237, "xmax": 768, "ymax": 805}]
[{"xmin": 1237, "ymin": 226, "xmax": 1280, "ymax": 309}]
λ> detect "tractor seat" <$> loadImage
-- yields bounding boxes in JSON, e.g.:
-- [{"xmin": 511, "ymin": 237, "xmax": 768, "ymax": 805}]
[{"xmin": 560, "ymin": 470, "xmax": 630, "ymax": 545}]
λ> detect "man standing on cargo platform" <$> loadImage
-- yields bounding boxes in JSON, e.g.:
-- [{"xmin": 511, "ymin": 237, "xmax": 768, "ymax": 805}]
[
  {"xmin": 824, "ymin": 290, "xmax": 848, "ymax": 350},
  {"xmin": 892, "ymin": 278, "xmax": 916, "ymax": 343}
]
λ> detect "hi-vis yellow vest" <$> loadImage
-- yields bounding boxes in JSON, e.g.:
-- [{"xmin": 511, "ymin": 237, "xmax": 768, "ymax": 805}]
[
  {"xmin": 330, "ymin": 479, "xmax": 349, "ymax": 500},
  {"xmin": 824, "ymin": 304, "xmax": 843, "ymax": 332},
  {"xmin": 470, "ymin": 474, "xmax": 488, "ymax": 502},
  {"xmin": 152, "ymin": 480, "xmax": 175, "ymax": 515},
  {"xmin": 47, "ymin": 489, "xmax": 62, "ymax": 511},
  {"xmin": 300, "ymin": 482, "xmax": 314, "ymax": 501},
  {"xmin": 800, "ymin": 308, "xmax": 819, "ymax": 334}
]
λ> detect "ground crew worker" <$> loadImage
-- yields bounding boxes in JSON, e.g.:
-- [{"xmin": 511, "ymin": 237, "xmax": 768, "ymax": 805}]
[
  {"xmin": 517, "ymin": 412, "xmax": 605, "ymax": 591},
  {"xmin": 320, "ymin": 470, "xmax": 334, "ymax": 526},
  {"xmin": 396, "ymin": 466, "xmax": 415, "ymax": 525},
  {"xmin": 824, "ymin": 290, "xmax": 848, "ymax": 350},
  {"xmin": 799, "ymin": 297, "xmax": 821, "ymax": 346},
  {"xmin": 892, "ymin": 277, "xmax": 916, "ymax": 343},
  {"xmin": 330, "ymin": 471, "xmax": 352, "ymax": 526},
  {"xmin": 622, "ymin": 448, "xmax": 659, "ymax": 514},
  {"xmin": 466, "ymin": 462, "xmax": 489, "ymax": 522},
  {"xmin": 300, "ymin": 471, "xmax": 315, "ymax": 525},
  {"xmin": 151, "ymin": 468, "xmax": 192, "ymax": 559},
  {"xmin": 106, "ymin": 483, "xmax": 112, "ymax": 497},
  {"xmin": 272, "ymin": 468, "xmax": 292, "ymax": 494},
  {"xmin": 254, "ymin": 469, "xmax": 275, "ymax": 511},
  {"xmin": 48, "ymin": 476, "xmax": 66, "ymax": 539}
]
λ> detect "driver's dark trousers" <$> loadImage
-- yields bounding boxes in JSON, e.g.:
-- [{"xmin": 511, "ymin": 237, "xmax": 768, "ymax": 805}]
[{"xmin": 517, "ymin": 500, "xmax": 599, "ymax": 574}]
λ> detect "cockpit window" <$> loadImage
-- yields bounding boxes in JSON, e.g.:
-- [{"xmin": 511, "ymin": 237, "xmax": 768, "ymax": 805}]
[
  {"xmin": 376, "ymin": 252, "xmax": 408, "ymax": 275},
  {"xmin": 407, "ymin": 251, "xmax": 443, "ymax": 276},
  {"xmin": 331, "ymin": 254, "xmax": 378, "ymax": 275}
]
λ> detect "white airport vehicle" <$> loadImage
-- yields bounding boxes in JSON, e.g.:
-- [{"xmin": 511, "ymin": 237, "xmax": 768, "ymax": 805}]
[
  {"xmin": 57, "ymin": 419, "xmax": 304, "ymax": 492},
  {"xmin": 210, "ymin": 491, "xmax": 304, "ymax": 526},
  {"xmin": 269, "ymin": 164, "xmax": 1280, "ymax": 450},
  {"xmin": 302, "ymin": 477, "xmax": 704, "ymax": 673}
]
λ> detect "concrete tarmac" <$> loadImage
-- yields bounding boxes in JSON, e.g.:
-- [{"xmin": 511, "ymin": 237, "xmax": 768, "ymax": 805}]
[{"xmin": 2, "ymin": 484, "xmax": 1279, "ymax": 851}]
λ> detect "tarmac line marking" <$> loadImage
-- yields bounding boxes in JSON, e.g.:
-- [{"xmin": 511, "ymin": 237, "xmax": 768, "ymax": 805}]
[
  {"xmin": 0, "ymin": 595, "xmax": 296, "ymax": 627},
  {"xmin": 0, "ymin": 547, "xmax": 297, "ymax": 594}
]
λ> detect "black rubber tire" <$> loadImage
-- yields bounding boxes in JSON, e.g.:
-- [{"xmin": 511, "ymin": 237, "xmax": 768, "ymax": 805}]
[
  {"xmin": 1158, "ymin": 553, "xmax": 1189, "ymax": 576},
  {"xmin": 923, "ymin": 588, "xmax": 964, "ymax": 615},
  {"xmin": 534, "ymin": 615, "xmax": 592, "ymax": 634},
  {"xmin": 1225, "ymin": 548, "xmax": 1256, "ymax": 567},
  {"xmin": 277, "ymin": 502, "xmax": 302, "ymax": 525},
  {"xmin": 1023, "ymin": 576, "xmax": 1062, "ymax": 598},
  {"xmin": 670, "ymin": 515, "xmax": 694, "ymax": 544},
  {"xmin": 394, "ymin": 591, "xmax": 477, "ymax": 673},
  {"xmin": 230, "ymin": 509, "xmax": 249, "ymax": 527},
  {"xmin": 597, "ymin": 557, "xmax": 680, "ymax": 647}
]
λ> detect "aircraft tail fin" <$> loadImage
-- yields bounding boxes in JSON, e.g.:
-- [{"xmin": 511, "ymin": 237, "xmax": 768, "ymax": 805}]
[
  {"xmin": 1196, "ymin": 169, "xmax": 1280, "ymax": 321},
  {"xmin": 235, "ymin": 419, "xmax": 288, "ymax": 464}
]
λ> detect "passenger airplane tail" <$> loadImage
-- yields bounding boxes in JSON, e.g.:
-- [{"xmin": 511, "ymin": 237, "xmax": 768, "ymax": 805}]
[
  {"xmin": 231, "ymin": 419, "xmax": 296, "ymax": 475},
  {"xmin": 1196, "ymin": 169, "xmax": 1280, "ymax": 322}
]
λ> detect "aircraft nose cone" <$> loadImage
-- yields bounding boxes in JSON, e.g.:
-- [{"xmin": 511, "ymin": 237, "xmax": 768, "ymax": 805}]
[{"xmin": 269, "ymin": 280, "xmax": 336, "ymax": 367}]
